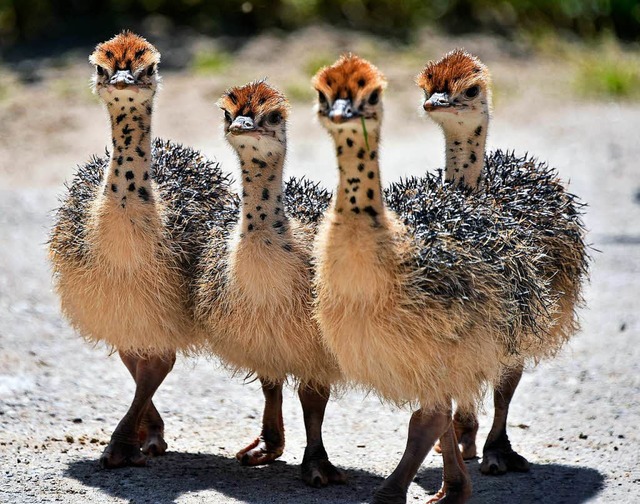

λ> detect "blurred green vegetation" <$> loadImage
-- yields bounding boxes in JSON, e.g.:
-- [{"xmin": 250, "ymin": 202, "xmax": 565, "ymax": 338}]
[
  {"xmin": 575, "ymin": 50, "xmax": 640, "ymax": 99},
  {"xmin": 1, "ymin": 0, "xmax": 639, "ymax": 49},
  {"xmin": 191, "ymin": 49, "xmax": 232, "ymax": 75}
]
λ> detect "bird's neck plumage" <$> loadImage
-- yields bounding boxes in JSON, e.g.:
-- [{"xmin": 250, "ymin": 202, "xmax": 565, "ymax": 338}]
[
  {"xmin": 236, "ymin": 141, "xmax": 287, "ymax": 236},
  {"xmin": 442, "ymin": 116, "xmax": 488, "ymax": 188},
  {"xmin": 331, "ymin": 123, "xmax": 384, "ymax": 224},
  {"xmin": 103, "ymin": 96, "xmax": 154, "ymax": 206}
]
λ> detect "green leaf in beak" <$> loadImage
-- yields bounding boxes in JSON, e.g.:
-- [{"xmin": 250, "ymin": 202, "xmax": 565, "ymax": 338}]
[{"xmin": 361, "ymin": 116, "xmax": 370, "ymax": 152}]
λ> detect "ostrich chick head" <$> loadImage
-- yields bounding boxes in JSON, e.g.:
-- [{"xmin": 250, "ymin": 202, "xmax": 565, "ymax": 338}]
[
  {"xmin": 416, "ymin": 49, "xmax": 491, "ymax": 130},
  {"xmin": 218, "ymin": 79, "xmax": 290, "ymax": 158},
  {"xmin": 312, "ymin": 54, "xmax": 387, "ymax": 137},
  {"xmin": 89, "ymin": 31, "xmax": 160, "ymax": 105}
]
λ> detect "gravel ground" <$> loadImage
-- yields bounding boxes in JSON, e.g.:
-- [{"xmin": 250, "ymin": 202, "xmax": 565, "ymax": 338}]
[{"xmin": 1, "ymin": 30, "xmax": 639, "ymax": 503}]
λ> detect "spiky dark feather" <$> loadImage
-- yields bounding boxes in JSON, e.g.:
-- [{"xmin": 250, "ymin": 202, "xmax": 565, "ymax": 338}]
[
  {"xmin": 384, "ymin": 151, "xmax": 588, "ymax": 356},
  {"xmin": 283, "ymin": 176, "xmax": 332, "ymax": 224},
  {"xmin": 50, "ymin": 138, "xmax": 240, "ymax": 278}
]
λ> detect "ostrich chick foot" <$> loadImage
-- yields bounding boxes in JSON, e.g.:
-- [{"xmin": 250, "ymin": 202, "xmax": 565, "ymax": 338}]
[
  {"xmin": 301, "ymin": 451, "xmax": 347, "ymax": 488},
  {"xmin": 480, "ymin": 446, "xmax": 530, "ymax": 475},
  {"xmin": 139, "ymin": 428, "xmax": 167, "ymax": 457},
  {"xmin": 100, "ymin": 439, "xmax": 146, "ymax": 469},
  {"xmin": 236, "ymin": 435, "xmax": 284, "ymax": 466},
  {"xmin": 372, "ymin": 482, "xmax": 407, "ymax": 504},
  {"xmin": 426, "ymin": 480, "xmax": 472, "ymax": 504}
]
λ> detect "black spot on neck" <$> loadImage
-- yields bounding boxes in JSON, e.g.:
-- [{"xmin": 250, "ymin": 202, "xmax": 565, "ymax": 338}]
[
  {"xmin": 137, "ymin": 186, "xmax": 149, "ymax": 201},
  {"xmin": 125, "ymin": 171, "xmax": 134, "ymax": 180},
  {"xmin": 474, "ymin": 125, "xmax": 483, "ymax": 136},
  {"xmin": 363, "ymin": 206, "xmax": 378, "ymax": 218},
  {"xmin": 262, "ymin": 188, "xmax": 270, "ymax": 200},
  {"xmin": 367, "ymin": 189, "xmax": 374, "ymax": 199},
  {"xmin": 346, "ymin": 138, "xmax": 354, "ymax": 147},
  {"xmin": 357, "ymin": 148, "xmax": 366, "ymax": 159},
  {"xmin": 252, "ymin": 158, "xmax": 267, "ymax": 169}
]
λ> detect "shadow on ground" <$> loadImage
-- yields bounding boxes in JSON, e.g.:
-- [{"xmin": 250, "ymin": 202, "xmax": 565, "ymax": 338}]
[
  {"xmin": 66, "ymin": 451, "xmax": 604, "ymax": 504},
  {"xmin": 417, "ymin": 459, "xmax": 605, "ymax": 504}
]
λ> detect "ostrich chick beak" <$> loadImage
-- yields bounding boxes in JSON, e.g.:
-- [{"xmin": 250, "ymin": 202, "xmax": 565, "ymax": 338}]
[
  {"xmin": 229, "ymin": 116, "xmax": 256, "ymax": 134},
  {"xmin": 329, "ymin": 99, "xmax": 357, "ymax": 124},
  {"xmin": 109, "ymin": 70, "xmax": 136, "ymax": 90},
  {"xmin": 423, "ymin": 92, "xmax": 451, "ymax": 112}
]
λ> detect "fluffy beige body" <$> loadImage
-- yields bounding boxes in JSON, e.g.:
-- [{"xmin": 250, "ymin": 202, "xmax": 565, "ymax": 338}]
[
  {"xmin": 198, "ymin": 220, "xmax": 339, "ymax": 384},
  {"xmin": 315, "ymin": 203, "xmax": 517, "ymax": 410},
  {"xmin": 51, "ymin": 193, "xmax": 195, "ymax": 354}
]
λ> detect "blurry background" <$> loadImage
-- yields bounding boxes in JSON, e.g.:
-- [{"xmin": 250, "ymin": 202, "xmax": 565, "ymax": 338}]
[{"xmin": 1, "ymin": 2, "xmax": 639, "ymax": 503}]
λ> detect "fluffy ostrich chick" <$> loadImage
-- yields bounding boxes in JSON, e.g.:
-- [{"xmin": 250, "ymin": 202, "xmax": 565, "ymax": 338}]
[
  {"xmin": 195, "ymin": 80, "xmax": 346, "ymax": 487},
  {"xmin": 312, "ymin": 54, "xmax": 565, "ymax": 503},
  {"xmin": 49, "ymin": 32, "xmax": 236, "ymax": 468},
  {"xmin": 418, "ymin": 49, "xmax": 588, "ymax": 475}
]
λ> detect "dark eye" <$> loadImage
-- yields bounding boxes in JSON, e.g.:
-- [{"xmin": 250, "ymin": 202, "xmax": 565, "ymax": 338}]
[
  {"xmin": 267, "ymin": 111, "xmax": 282, "ymax": 125},
  {"xmin": 465, "ymin": 86, "xmax": 479, "ymax": 99},
  {"xmin": 96, "ymin": 66, "xmax": 105, "ymax": 76},
  {"xmin": 318, "ymin": 91, "xmax": 327, "ymax": 105},
  {"xmin": 146, "ymin": 64, "xmax": 155, "ymax": 76},
  {"xmin": 368, "ymin": 89, "xmax": 380, "ymax": 105},
  {"xmin": 224, "ymin": 111, "xmax": 232, "ymax": 123}
]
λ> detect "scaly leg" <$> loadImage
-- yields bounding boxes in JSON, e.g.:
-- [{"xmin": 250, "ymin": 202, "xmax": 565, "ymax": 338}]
[
  {"xmin": 236, "ymin": 377, "xmax": 285, "ymax": 465},
  {"xmin": 434, "ymin": 408, "xmax": 479, "ymax": 460},
  {"xmin": 100, "ymin": 352, "xmax": 175, "ymax": 468},
  {"xmin": 480, "ymin": 363, "xmax": 530, "ymax": 475},
  {"xmin": 372, "ymin": 408, "xmax": 450, "ymax": 504},
  {"xmin": 428, "ymin": 424, "xmax": 472, "ymax": 503},
  {"xmin": 119, "ymin": 351, "xmax": 169, "ymax": 456},
  {"xmin": 298, "ymin": 383, "xmax": 347, "ymax": 488}
]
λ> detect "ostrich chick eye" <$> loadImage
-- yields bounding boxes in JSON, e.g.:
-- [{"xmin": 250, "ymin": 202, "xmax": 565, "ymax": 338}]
[
  {"xmin": 146, "ymin": 64, "xmax": 155, "ymax": 76},
  {"xmin": 318, "ymin": 91, "xmax": 328, "ymax": 105},
  {"xmin": 224, "ymin": 111, "xmax": 232, "ymax": 123},
  {"xmin": 368, "ymin": 89, "xmax": 380, "ymax": 105},
  {"xmin": 267, "ymin": 111, "xmax": 282, "ymax": 125},
  {"xmin": 96, "ymin": 66, "xmax": 105, "ymax": 76},
  {"xmin": 465, "ymin": 86, "xmax": 479, "ymax": 99}
]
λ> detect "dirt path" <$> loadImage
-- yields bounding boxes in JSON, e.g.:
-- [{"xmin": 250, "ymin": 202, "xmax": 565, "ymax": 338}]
[{"xmin": 1, "ymin": 30, "xmax": 639, "ymax": 503}]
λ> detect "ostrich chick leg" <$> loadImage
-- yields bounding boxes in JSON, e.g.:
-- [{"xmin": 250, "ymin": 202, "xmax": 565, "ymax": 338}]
[
  {"xmin": 373, "ymin": 409, "xmax": 450, "ymax": 504},
  {"xmin": 100, "ymin": 353, "xmax": 176, "ymax": 468},
  {"xmin": 480, "ymin": 363, "xmax": 530, "ymax": 475},
  {"xmin": 428, "ymin": 424, "xmax": 472, "ymax": 503},
  {"xmin": 119, "ymin": 351, "xmax": 169, "ymax": 456},
  {"xmin": 298, "ymin": 383, "xmax": 347, "ymax": 487},
  {"xmin": 434, "ymin": 409, "xmax": 479, "ymax": 460},
  {"xmin": 236, "ymin": 378, "xmax": 285, "ymax": 465}
]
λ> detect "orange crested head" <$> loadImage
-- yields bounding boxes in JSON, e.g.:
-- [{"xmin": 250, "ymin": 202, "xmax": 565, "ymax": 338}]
[
  {"xmin": 89, "ymin": 31, "xmax": 160, "ymax": 99},
  {"xmin": 312, "ymin": 54, "xmax": 386, "ymax": 126},
  {"xmin": 417, "ymin": 49, "xmax": 490, "ymax": 100},
  {"xmin": 218, "ymin": 80, "xmax": 290, "ymax": 151},
  {"xmin": 416, "ymin": 49, "xmax": 491, "ymax": 118},
  {"xmin": 218, "ymin": 79, "xmax": 290, "ymax": 124}
]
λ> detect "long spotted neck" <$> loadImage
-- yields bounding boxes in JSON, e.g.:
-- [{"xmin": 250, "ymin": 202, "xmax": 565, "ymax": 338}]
[
  {"xmin": 443, "ymin": 117, "xmax": 487, "ymax": 188},
  {"xmin": 332, "ymin": 124, "xmax": 384, "ymax": 224},
  {"xmin": 104, "ymin": 97, "xmax": 154, "ymax": 206},
  {"xmin": 237, "ymin": 144, "xmax": 287, "ymax": 237}
]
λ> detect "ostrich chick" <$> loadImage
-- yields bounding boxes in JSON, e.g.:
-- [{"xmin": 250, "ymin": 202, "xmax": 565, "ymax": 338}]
[
  {"xmin": 312, "ymin": 55, "xmax": 560, "ymax": 503},
  {"xmin": 49, "ymin": 32, "xmax": 236, "ymax": 468},
  {"xmin": 417, "ymin": 49, "xmax": 588, "ymax": 474},
  {"xmin": 195, "ymin": 80, "xmax": 346, "ymax": 487}
]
